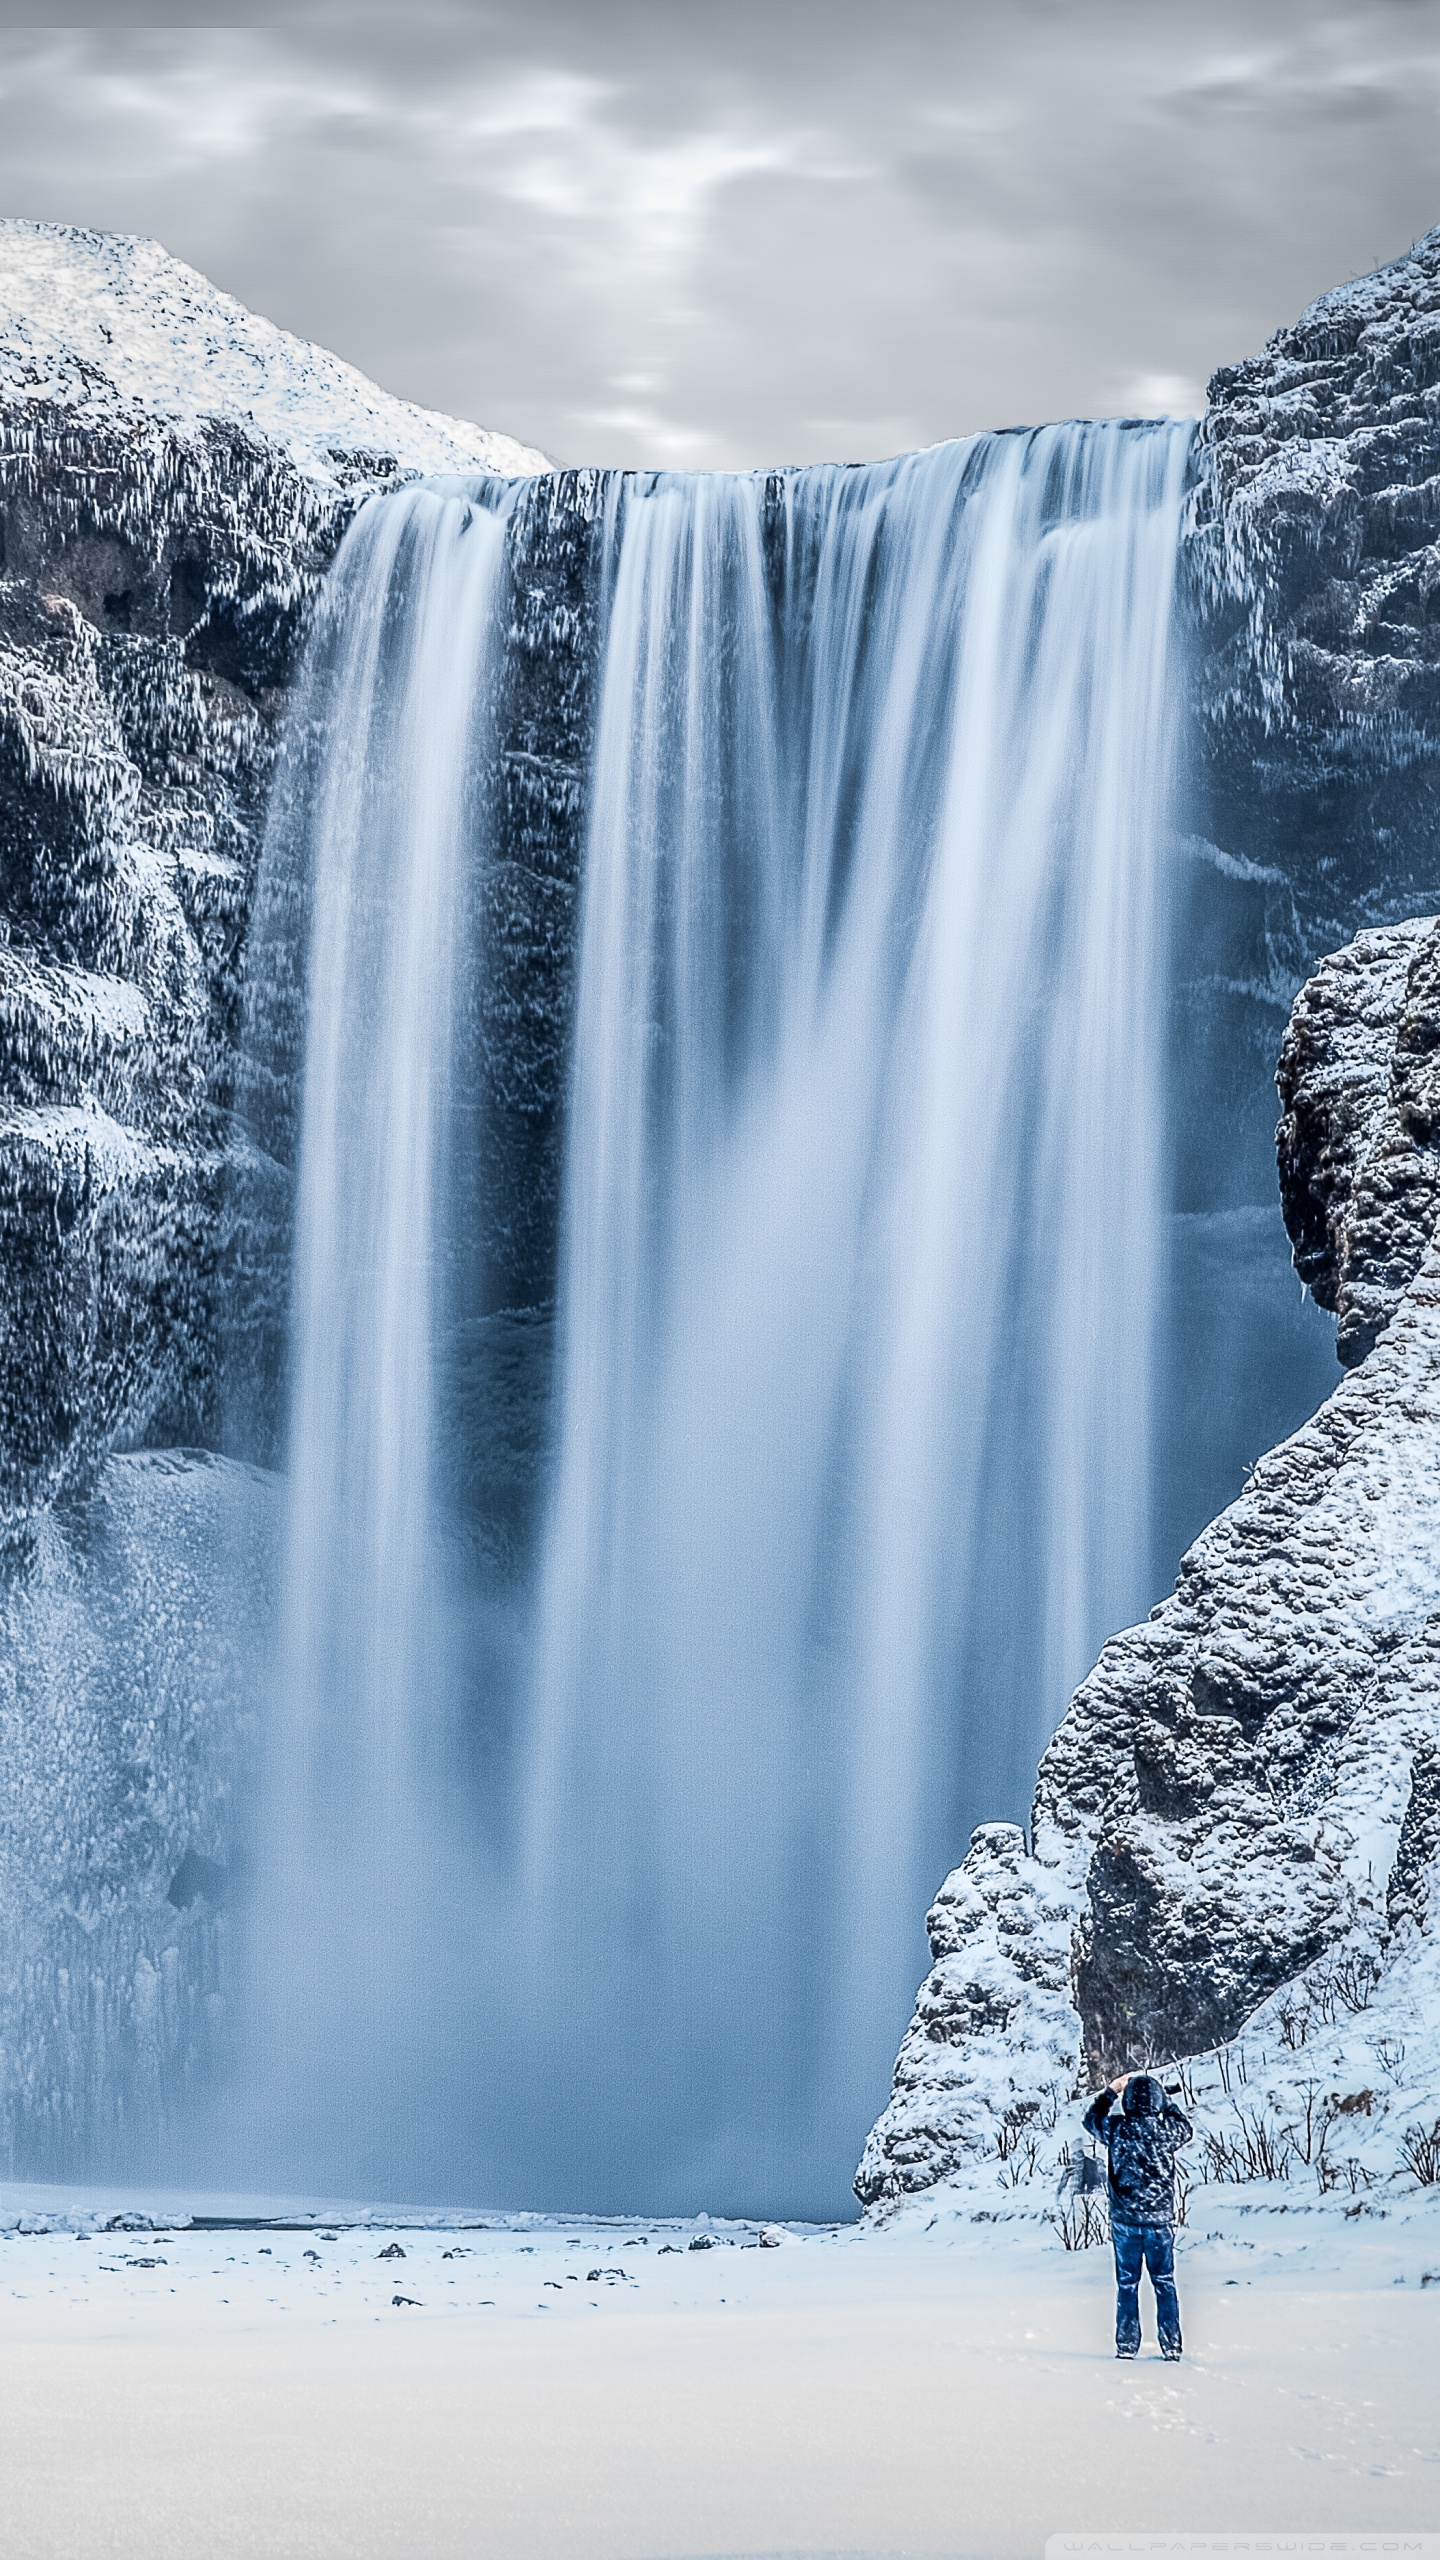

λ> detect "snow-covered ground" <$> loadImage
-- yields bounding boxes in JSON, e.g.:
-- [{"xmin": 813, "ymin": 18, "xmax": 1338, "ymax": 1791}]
[{"xmin": 0, "ymin": 2186, "xmax": 1436, "ymax": 2559}]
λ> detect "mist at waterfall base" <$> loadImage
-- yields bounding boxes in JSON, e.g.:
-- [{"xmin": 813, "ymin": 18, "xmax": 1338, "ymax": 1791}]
[{"xmin": 217, "ymin": 421, "xmax": 1308, "ymax": 2223}]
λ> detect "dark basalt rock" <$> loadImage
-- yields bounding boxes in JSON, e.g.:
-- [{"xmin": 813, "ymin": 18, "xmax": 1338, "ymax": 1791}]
[
  {"xmin": 1387, "ymin": 1740, "xmax": 1440, "ymax": 1941},
  {"xmin": 1276, "ymin": 915, "xmax": 1440, "ymax": 1364},
  {"xmin": 481, "ymin": 468, "xmax": 607, "ymax": 1312}
]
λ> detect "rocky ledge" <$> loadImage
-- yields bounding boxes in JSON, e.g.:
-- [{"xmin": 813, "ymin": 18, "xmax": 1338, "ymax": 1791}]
[{"xmin": 859, "ymin": 913, "xmax": 1440, "ymax": 2208}]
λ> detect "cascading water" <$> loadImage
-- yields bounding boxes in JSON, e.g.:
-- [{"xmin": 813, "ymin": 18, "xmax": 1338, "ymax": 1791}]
[
  {"xmin": 239, "ymin": 481, "xmax": 515, "ymax": 2189},
  {"xmin": 525, "ymin": 423, "xmax": 1191, "ymax": 2208},
  {"xmin": 238, "ymin": 420, "xmax": 1191, "ymax": 2216}
]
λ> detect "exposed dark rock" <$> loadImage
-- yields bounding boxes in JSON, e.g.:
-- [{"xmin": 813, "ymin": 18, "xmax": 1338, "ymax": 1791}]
[
  {"xmin": 1386, "ymin": 1740, "xmax": 1440, "ymax": 1942},
  {"xmin": 165, "ymin": 1845, "xmax": 226, "ymax": 1910},
  {"xmin": 477, "ymin": 469, "xmax": 607, "ymax": 1314},
  {"xmin": 1277, "ymin": 915, "xmax": 1440, "ymax": 1363}
]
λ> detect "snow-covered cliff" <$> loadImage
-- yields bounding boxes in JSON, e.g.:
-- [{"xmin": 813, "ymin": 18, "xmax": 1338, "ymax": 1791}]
[
  {"xmin": 1197, "ymin": 224, "xmax": 1440, "ymax": 759},
  {"xmin": 1190, "ymin": 224, "xmax": 1440, "ymax": 974},
  {"xmin": 859, "ymin": 914, "xmax": 1440, "ymax": 2212},
  {"xmin": 0, "ymin": 222, "xmax": 546, "ymax": 1543}
]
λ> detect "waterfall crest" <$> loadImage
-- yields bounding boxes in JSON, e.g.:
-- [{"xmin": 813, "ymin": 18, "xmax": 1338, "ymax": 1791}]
[{"xmin": 240, "ymin": 423, "xmax": 1191, "ymax": 2214}]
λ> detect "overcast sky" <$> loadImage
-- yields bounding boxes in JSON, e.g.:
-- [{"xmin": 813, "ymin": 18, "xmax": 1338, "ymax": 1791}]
[{"xmin": 1, "ymin": 2, "xmax": 1438, "ymax": 468}]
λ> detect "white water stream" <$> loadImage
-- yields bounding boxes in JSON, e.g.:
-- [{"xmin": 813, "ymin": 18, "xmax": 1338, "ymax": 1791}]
[
  {"xmin": 247, "ymin": 483, "xmax": 513, "ymax": 2180},
  {"xmin": 246, "ymin": 422, "xmax": 1191, "ymax": 2214}
]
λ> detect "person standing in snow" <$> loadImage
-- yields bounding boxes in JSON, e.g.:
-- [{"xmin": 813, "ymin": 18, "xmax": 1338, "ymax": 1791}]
[{"xmin": 1082, "ymin": 2071, "xmax": 1193, "ymax": 2361}]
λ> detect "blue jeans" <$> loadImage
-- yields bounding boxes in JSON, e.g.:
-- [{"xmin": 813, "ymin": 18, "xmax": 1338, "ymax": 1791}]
[{"xmin": 1112, "ymin": 2221, "xmax": 1181, "ymax": 2354}]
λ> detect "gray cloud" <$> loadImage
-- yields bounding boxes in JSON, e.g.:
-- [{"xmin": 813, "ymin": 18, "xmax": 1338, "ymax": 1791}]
[{"xmin": 0, "ymin": 2, "xmax": 1437, "ymax": 464}]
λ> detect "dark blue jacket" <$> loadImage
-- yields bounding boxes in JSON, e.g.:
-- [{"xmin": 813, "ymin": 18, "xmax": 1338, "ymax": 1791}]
[{"xmin": 1082, "ymin": 2074, "xmax": 1193, "ymax": 2229}]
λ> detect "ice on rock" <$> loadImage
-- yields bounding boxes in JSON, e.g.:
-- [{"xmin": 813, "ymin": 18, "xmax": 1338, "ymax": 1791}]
[
  {"xmin": 854, "ymin": 1824, "xmax": 1082, "ymax": 2208},
  {"xmin": 0, "ymin": 1448, "xmax": 279, "ymax": 2177},
  {"xmin": 0, "ymin": 222, "xmax": 547, "ymax": 1541}
]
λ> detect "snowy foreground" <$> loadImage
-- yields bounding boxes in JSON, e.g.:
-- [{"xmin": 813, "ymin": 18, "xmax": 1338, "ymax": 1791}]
[{"xmin": 1, "ymin": 2187, "xmax": 1438, "ymax": 2559}]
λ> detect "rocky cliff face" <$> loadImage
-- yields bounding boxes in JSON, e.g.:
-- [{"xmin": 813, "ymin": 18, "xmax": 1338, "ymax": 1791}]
[
  {"xmin": 0, "ymin": 221, "xmax": 545, "ymax": 1544},
  {"xmin": 1192, "ymin": 222, "xmax": 1440, "ymax": 951},
  {"xmin": 1276, "ymin": 919, "xmax": 1440, "ymax": 1367},
  {"xmin": 859, "ymin": 914, "xmax": 1440, "ymax": 2208}
]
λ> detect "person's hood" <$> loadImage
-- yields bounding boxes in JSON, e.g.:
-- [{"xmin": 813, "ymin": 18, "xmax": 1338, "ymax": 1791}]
[{"xmin": 1122, "ymin": 2073, "xmax": 1162, "ymax": 2116}]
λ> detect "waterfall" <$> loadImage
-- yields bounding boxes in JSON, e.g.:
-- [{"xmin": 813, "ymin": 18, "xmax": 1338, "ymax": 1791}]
[
  {"xmin": 242, "ymin": 481, "xmax": 514, "ymax": 2189},
  {"xmin": 241, "ymin": 421, "xmax": 1190, "ymax": 2215},
  {"xmin": 524, "ymin": 423, "xmax": 1191, "ymax": 2209}
]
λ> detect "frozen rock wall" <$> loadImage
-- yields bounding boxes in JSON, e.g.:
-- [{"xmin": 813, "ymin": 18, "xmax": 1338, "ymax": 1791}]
[
  {"xmin": 0, "ymin": 221, "xmax": 546, "ymax": 1544},
  {"xmin": 1193, "ymin": 220, "xmax": 1440, "ymax": 953},
  {"xmin": 0, "ymin": 1447, "xmax": 278, "ymax": 2175},
  {"xmin": 1140, "ymin": 232, "xmax": 1440, "ymax": 1610},
  {"xmin": 1276, "ymin": 919, "xmax": 1440, "ymax": 1366}
]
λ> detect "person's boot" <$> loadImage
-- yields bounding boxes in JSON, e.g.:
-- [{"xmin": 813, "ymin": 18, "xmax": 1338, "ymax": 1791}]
[{"xmin": 1161, "ymin": 2343, "xmax": 1183, "ymax": 2362}]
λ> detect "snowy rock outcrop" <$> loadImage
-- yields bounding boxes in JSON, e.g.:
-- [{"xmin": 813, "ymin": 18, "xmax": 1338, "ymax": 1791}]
[
  {"xmin": 860, "ymin": 915, "xmax": 1440, "ymax": 2207},
  {"xmin": 853, "ymin": 1825, "xmax": 1082, "ymax": 2205},
  {"xmin": 1277, "ymin": 918, "xmax": 1440, "ymax": 1366},
  {"xmin": 1193, "ymin": 225, "xmax": 1440, "ymax": 963},
  {"xmin": 1198, "ymin": 223, "xmax": 1440, "ymax": 751},
  {"xmin": 0, "ymin": 221, "xmax": 545, "ymax": 1543}
]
